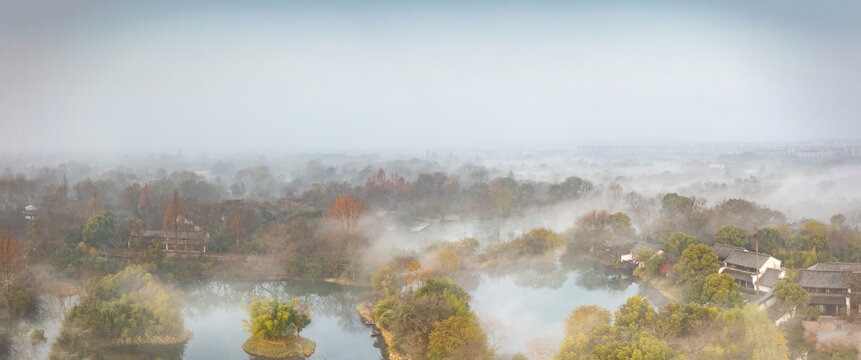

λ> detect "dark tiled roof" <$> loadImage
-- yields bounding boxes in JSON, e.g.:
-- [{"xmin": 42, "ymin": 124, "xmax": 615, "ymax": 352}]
[
  {"xmin": 725, "ymin": 250, "xmax": 773, "ymax": 269},
  {"xmin": 133, "ymin": 229, "xmax": 208, "ymax": 240},
  {"xmin": 757, "ymin": 268, "xmax": 783, "ymax": 288},
  {"xmin": 809, "ymin": 294, "xmax": 849, "ymax": 306},
  {"xmin": 713, "ymin": 243, "xmax": 747, "ymax": 260},
  {"xmin": 722, "ymin": 267, "xmax": 754, "ymax": 283},
  {"xmin": 796, "ymin": 270, "xmax": 850, "ymax": 290},
  {"xmin": 808, "ymin": 263, "xmax": 861, "ymax": 272}
]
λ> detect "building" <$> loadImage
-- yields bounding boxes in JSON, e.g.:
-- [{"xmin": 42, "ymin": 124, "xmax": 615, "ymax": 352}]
[
  {"xmin": 804, "ymin": 263, "xmax": 861, "ymax": 316},
  {"xmin": 754, "ymin": 268, "xmax": 785, "ymax": 293},
  {"xmin": 713, "ymin": 243, "xmax": 746, "ymax": 262},
  {"xmin": 129, "ymin": 215, "xmax": 209, "ymax": 253},
  {"xmin": 796, "ymin": 269, "xmax": 852, "ymax": 316},
  {"xmin": 716, "ymin": 247, "xmax": 783, "ymax": 291},
  {"xmin": 23, "ymin": 204, "xmax": 37, "ymax": 220},
  {"xmin": 129, "ymin": 229, "xmax": 209, "ymax": 253}
]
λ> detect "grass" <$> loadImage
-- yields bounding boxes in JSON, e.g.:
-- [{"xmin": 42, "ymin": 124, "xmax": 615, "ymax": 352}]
[{"xmin": 242, "ymin": 335, "xmax": 316, "ymax": 359}]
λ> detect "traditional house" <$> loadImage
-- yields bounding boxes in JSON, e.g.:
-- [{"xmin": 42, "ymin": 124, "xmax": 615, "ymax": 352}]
[
  {"xmin": 129, "ymin": 229, "xmax": 209, "ymax": 253},
  {"xmin": 718, "ymin": 249, "xmax": 782, "ymax": 291},
  {"xmin": 620, "ymin": 243, "xmax": 663, "ymax": 270},
  {"xmin": 129, "ymin": 215, "xmax": 209, "ymax": 253},
  {"xmin": 754, "ymin": 268, "xmax": 785, "ymax": 293},
  {"xmin": 806, "ymin": 263, "xmax": 861, "ymax": 315},
  {"xmin": 796, "ymin": 269, "xmax": 851, "ymax": 316},
  {"xmin": 713, "ymin": 243, "xmax": 746, "ymax": 262},
  {"xmin": 23, "ymin": 204, "xmax": 37, "ymax": 220}
]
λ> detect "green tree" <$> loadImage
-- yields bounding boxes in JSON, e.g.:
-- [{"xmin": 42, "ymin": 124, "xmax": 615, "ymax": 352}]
[
  {"xmin": 673, "ymin": 243, "xmax": 720, "ymax": 282},
  {"xmin": 830, "ymin": 214, "xmax": 847, "ymax": 227},
  {"xmin": 607, "ymin": 212, "xmax": 634, "ymax": 236},
  {"xmin": 773, "ymin": 280, "xmax": 809, "ymax": 315},
  {"xmin": 714, "ymin": 225, "xmax": 749, "ymax": 248},
  {"xmin": 663, "ymin": 232, "xmax": 697, "ymax": 261},
  {"xmin": 699, "ymin": 273, "xmax": 743, "ymax": 307},
  {"xmin": 591, "ymin": 332, "xmax": 679, "ymax": 360},
  {"xmin": 549, "ymin": 176, "xmax": 594, "ymax": 201},
  {"xmin": 757, "ymin": 227, "xmax": 784, "ymax": 256},
  {"xmin": 614, "ymin": 296, "xmax": 657, "ymax": 330},
  {"xmin": 81, "ymin": 213, "xmax": 115, "ymax": 248},
  {"xmin": 243, "ymin": 297, "xmax": 311, "ymax": 340}
]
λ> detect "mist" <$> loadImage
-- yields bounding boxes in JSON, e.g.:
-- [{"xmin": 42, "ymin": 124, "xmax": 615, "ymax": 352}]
[
  {"xmin": 3, "ymin": 1, "xmax": 861, "ymax": 359},
  {"xmin": 2, "ymin": 0, "xmax": 861, "ymax": 153}
]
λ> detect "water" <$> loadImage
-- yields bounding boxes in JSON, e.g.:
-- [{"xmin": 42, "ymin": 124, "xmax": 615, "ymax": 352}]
[
  {"xmin": 466, "ymin": 260, "xmax": 668, "ymax": 356},
  {"xmin": 6, "ymin": 261, "xmax": 666, "ymax": 359},
  {"xmin": 180, "ymin": 281, "xmax": 386, "ymax": 360}
]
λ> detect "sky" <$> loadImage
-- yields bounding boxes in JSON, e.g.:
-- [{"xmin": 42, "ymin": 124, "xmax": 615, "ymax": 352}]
[{"xmin": 1, "ymin": 0, "xmax": 860, "ymax": 154}]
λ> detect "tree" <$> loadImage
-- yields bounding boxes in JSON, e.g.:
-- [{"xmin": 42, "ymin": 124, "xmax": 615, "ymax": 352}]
[
  {"xmin": 488, "ymin": 186, "xmax": 516, "ymax": 216},
  {"xmin": 607, "ymin": 212, "xmax": 634, "ymax": 236},
  {"xmin": 700, "ymin": 305, "xmax": 788, "ymax": 360},
  {"xmin": 663, "ymin": 232, "xmax": 698, "ymax": 261},
  {"xmin": 590, "ymin": 332, "xmax": 679, "ymax": 360},
  {"xmin": 830, "ymin": 214, "xmax": 847, "ymax": 227},
  {"xmin": 714, "ymin": 225, "xmax": 749, "ymax": 248},
  {"xmin": 427, "ymin": 315, "xmax": 487, "ymax": 360},
  {"xmin": 673, "ymin": 243, "xmax": 719, "ymax": 282},
  {"xmin": 757, "ymin": 227, "xmax": 784, "ymax": 256},
  {"xmin": 549, "ymin": 176, "xmax": 594, "ymax": 201},
  {"xmin": 330, "ymin": 195, "xmax": 364, "ymax": 232},
  {"xmin": 773, "ymin": 280, "xmax": 809, "ymax": 316},
  {"xmin": 81, "ymin": 213, "xmax": 114, "ymax": 249},
  {"xmin": 0, "ymin": 225, "xmax": 23, "ymax": 282},
  {"xmin": 162, "ymin": 189, "xmax": 184, "ymax": 232},
  {"xmin": 614, "ymin": 296, "xmax": 657, "ymax": 330},
  {"xmin": 512, "ymin": 228, "xmax": 565, "ymax": 256},
  {"xmin": 699, "ymin": 273, "xmax": 743, "ymax": 307},
  {"xmin": 243, "ymin": 297, "xmax": 311, "ymax": 340},
  {"xmin": 564, "ymin": 305, "xmax": 611, "ymax": 338}
]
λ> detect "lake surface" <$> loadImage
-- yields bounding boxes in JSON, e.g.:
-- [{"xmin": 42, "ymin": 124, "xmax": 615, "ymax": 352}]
[
  {"xmin": 7, "ymin": 260, "xmax": 665, "ymax": 359},
  {"xmin": 466, "ymin": 260, "xmax": 668, "ymax": 356}
]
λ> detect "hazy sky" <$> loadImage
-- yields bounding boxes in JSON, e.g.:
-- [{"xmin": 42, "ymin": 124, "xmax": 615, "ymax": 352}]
[{"xmin": 1, "ymin": 0, "xmax": 859, "ymax": 153}]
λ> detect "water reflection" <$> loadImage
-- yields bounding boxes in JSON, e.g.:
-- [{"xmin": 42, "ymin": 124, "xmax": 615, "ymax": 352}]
[
  {"xmin": 468, "ymin": 259, "xmax": 667, "ymax": 356},
  {"xmin": 181, "ymin": 281, "xmax": 385, "ymax": 360}
]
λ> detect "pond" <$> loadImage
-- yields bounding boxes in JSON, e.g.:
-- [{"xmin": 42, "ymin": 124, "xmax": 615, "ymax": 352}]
[
  {"xmin": 464, "ymin": 260, "xmax": 668, "ymax": 357},
  {"xmin": 7, "ymin": 261, "xmax": 665, "ymax": 360}
]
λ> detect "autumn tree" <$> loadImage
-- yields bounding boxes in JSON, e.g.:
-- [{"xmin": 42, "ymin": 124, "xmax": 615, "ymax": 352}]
[
  {"xmin": 512, "ymin": 228, "xmax": 565, "ymax": 256},
  {"xmin": 162, "ymin": 189, "xmax": 184, "ymax": 232},
  {"xmin": 0, "ymin": 225, "xmax": 23, "ymax": 282},
  {"xmin": 427, "ymin": 315, "xmax": 487, "ymax": 360},
  {"xmin": 330, "ymin": 195, "xmax": 364, "ymax": 232},
  {"xmin": 564, "ymin": 305, "xmax": 612, "ymax": 338}
]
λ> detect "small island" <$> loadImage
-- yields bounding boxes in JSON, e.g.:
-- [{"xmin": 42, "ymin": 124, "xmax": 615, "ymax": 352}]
[{"xmin": 242, "ymin": 297, "xmax": 315, "ymax": 359}]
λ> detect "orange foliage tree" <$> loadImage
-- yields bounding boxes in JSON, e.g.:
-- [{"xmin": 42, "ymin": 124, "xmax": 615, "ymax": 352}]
[
  {"xmin": 162, "ymin": 189, "xmax": 184, "ymax": 232},
  {"xmin": 330, "ymin": 195, "xmax": 364, "ymax": 232},
  {"xmin": 0, "ymin": 225, "xmax": 23, "ymax": 282}
]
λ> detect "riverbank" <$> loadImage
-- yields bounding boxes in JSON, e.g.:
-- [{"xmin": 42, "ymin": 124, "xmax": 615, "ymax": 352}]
[{"xmin": 357, "ymin": 303, "xmax": 402, "ymax": 360}]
